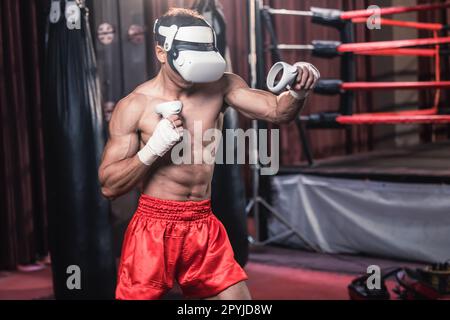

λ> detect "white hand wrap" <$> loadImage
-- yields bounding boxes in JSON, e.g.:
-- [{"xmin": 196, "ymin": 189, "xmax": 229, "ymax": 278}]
[
  {"xmin": 289, "ymin": 89, "xmax": 309, "ymax": 100},
  {"xmin": 137, "ymin": 119, "xmax": 182, "ymax": 164},
  {"xmin": 289, "ymin": 62, "xmax": 321, "ymax": 100}
]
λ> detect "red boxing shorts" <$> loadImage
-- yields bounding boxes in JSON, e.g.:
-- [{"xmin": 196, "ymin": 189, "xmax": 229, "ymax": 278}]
[{"xmin": 115, "ymin": 194, "xmax": 248, "ymax": 300}]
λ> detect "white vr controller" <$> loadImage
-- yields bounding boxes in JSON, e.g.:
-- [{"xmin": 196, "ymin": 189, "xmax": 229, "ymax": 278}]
[
  {"xmin": 266, "ymin": 62, "xmax": 299, "ymax": 94},
  {"xmin": 155, "ymin": 100, "xmax": 183, "ymax": 118},
  {"xmin": 137, "ymin": 101, "xmax": 184, "ymax": 165}
]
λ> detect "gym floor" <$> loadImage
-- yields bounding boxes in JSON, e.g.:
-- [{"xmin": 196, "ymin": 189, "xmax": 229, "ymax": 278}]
[{"xmin": 0, "ymin": 246, "xmax": 425, "ymax": 300}]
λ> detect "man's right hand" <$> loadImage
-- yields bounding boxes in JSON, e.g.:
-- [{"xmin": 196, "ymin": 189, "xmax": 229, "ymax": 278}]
[{"xmin": 138, "ymin": 115, "xmax": 184, "ymax": 164}]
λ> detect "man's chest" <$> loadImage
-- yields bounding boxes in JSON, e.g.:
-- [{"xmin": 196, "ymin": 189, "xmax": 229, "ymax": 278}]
[{"xmin": 138, "ymin": 95, "xmax": 224, "ymax": 144}]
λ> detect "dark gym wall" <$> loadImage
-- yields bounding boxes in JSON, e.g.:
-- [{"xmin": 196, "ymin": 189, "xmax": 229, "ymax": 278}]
[
  {"xmin": 0, "ymin": 0, "xmax": 49, "ymax": 270},
  {"xmin": 90, "ymin": 0, "xmax": 149, "ymax": 110},
  {"xmin": 89, "ymin": 0, "xmax": 145, "ymax": 258}
]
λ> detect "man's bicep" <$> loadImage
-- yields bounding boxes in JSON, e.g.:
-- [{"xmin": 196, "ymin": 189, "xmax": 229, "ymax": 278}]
[
  {"xmin": 224, "ymin": 73, "xmax": 277, "ymax": 120},
  {"xmin": 102, "ymin": 133, "xmax": 139, "ymax": 165},
  {"xmin": 101, "ymin": 98, "xmax": 142, "ymax": 167},
  {"xmin": 98, "ymin": 131, "xmax": 140, "ymax": 185}
]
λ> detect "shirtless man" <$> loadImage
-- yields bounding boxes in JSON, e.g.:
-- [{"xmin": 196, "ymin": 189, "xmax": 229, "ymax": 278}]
[{"xmin": 99, "ymin": 8, "xmax": 319, "ymax": 300}]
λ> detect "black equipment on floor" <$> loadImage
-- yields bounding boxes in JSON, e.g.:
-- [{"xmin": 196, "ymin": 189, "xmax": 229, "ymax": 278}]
[{"xmin": 348, "ymin": 263, "xmax": 450, "ymax": 300}]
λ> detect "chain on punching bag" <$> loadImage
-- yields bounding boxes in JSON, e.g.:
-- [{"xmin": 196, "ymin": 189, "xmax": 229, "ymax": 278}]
[
  {"xmin": 44, "ymin": 0, "xmax": 115, "ymax": 299},
  {"xmin": 192, "ymin": 0, "xmax": 227, "ymax": 56},
  {"xmin": 193, "ymin": 0, "xmax": 249, "ymax": 267}
]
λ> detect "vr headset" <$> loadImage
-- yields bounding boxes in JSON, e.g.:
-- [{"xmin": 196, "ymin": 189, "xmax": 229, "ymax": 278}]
[{"xmin": 153, "ymin": 18, "xmax": 226, "ymax": 83}]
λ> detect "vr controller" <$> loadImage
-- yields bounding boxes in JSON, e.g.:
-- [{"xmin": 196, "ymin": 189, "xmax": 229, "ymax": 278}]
[
  {"xmin": 155, "ymin": 101, "xmax": 183, "ymax": 119},
  {"xmin": 266, "ymin": 62, "xmax": 299, "ymax": 93}
]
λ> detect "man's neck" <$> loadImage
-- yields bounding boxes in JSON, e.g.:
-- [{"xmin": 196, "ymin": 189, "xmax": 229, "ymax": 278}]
[{"xmin": 156, "ymin": 70, "xmax": 189, "ymax": 100}]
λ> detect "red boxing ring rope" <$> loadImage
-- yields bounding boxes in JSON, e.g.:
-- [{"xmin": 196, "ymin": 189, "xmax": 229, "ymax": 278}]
[
  {"xmin": 345, "ymin": 29, "xmax": 444, "ymax": 121},
  {"xmin": 362, "ymin": 108, "xmax": 439, "ymax": 117},
  {"xmin": 336, "ymin": 114, "xmax": 450, "ymax": 125},
  {"xmin": 323, "ymin": 4, "xmax": 448, "ymax": 125},
  {"xmin": 341, "ymin": 1, "xmax": 450, "ymax": 20},
  {"xmin": 341, "ymin": 81, "xmax": 450, "ymax": 91},
  {"xmin": 338, "ymin": 36, "xmax": 450, "ymax": 53},
  {"xmin": 356, "ymin": 48, "xmax": 437, "ymax": 57},
  {"xmin": 351, "ymin": 17, "xmax": 445, "ymax": 31}
]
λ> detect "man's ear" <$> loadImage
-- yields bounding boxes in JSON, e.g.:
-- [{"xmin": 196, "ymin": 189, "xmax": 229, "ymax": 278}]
[{"xmin": 155, "ymin": 45, "xmax": 167, "ymax": 64}]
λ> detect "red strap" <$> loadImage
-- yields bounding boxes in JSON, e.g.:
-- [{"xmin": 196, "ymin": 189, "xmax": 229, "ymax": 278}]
[
  {"xmin": 368, "ymin": 108, "xmax": 438, "ymax": 116},
  {"xmin": 356, "ymin": 48, "xmax": 436, "ymax": 57},
  {"xmin": 337, "ymin": 114, "xmax": 450, "ymax": 125},
  {"xmin": 341, "ymin": 81, "xmax": 450, "ymax": 90},
  {"xmin": 341, "ymin": 1, "xmax": 450, "ymax": 20},
  {"xmin": 352, "ymin": 17, "xmax": 444, "ymax": 31},
  {"xmin": 338, "ymin": 37, "xmax": 450, "ymax": 53},
  {"xmin": 432, "ymin": 30, "xmax": 441, "ymax": 112}
]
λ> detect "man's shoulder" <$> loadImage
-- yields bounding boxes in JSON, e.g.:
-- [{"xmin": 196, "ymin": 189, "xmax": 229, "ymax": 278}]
[
  {"xmin": 120, "ymin": 79, "xmax": 161, "ymax": 106},
  {"xmin": 222, "ymin": 72, "xmax": 248, "ymax": 84},
  {"xmin": 220, "ymin": 72, "xmax": 248, "ymax": 93},
  {"xmin": 110, "ymin": 92, "xmax": 151, "ymax": 129},
  {"xmin": 116, "ymin": 92, "xmax": 148, "ymax": 113},
  {"xmin": 118, "ymin": 79, "xmax": 162, "ymax": 109},
  {"xmin": 222, "ymin": 72, "xmax": 240, "ymax": 83},
  {"xmin": 109, "ymin": 80, "xmax": 163, "ymax": 134}
]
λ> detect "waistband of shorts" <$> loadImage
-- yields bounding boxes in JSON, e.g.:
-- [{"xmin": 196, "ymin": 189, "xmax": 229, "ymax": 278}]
[{"xmin": 136, "ymin": 194, "xmax": 212, "ymax": 221}]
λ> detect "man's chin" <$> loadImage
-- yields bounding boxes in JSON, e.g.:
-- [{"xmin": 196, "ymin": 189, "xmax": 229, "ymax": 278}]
[
  {"xmin": 179, "ymin": 80, "xmax": 194, "ymax": 89},
  {"xmin": 166, "ymin": 70, "xmax": 194, "ymax": 89}
]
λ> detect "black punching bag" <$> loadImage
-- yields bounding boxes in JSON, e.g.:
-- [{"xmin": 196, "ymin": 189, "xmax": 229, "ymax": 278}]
[
  {"xmin": 211, "ymin": 109, "xmax": 249, "ymax": 267},
  {"xmin": 194, "ymin": 0, "xmax": 249, "ymax": 267},
  {"xmin": 44, "ymin": 0, "xmax": 115, "ymax": 299}
]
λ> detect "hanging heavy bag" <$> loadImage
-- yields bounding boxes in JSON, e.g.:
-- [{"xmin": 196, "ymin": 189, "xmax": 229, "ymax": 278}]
[{"xmin": 44, "ymin": 0, "xmax": 116, "ymax": 299}]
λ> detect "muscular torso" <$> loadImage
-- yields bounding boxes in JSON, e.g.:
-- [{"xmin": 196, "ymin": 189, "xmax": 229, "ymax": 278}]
[
  {"xmin": 101, "ymin": 68, "xmax": 306, "ymax": 201},
  {"xmin": 134, "ymin": 81, "xmax": 224, "ymax": 201}
]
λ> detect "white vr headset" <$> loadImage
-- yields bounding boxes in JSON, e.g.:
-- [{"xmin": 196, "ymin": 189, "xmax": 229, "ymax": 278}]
[{"xmin": 153, "ymin": 19, "xmax": 226, "ymax": 83}]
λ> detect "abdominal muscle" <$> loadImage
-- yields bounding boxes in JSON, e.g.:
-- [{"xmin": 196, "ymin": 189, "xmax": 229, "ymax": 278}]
[
  {"xmin": 140, "ymin": 120, "xmax": 221, "ymax": 201},
  {"xmin": 143, "ymin": 162, "xmax": 215, "ymax": 201}
]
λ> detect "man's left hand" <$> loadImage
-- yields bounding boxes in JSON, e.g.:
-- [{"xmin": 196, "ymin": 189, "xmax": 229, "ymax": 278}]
[{"xmin": 291, "ymin": 62, "xmax": 320, "ymax": 100}]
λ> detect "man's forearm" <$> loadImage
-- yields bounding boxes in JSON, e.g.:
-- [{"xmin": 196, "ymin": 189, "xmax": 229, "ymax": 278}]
[
  {"xmin": 272, "ymin": 91, "xmax": 307, "ymax": 124},
  {"xmin": 100, "ymin": 154, "xmax": 158, "ymax": 199}
]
